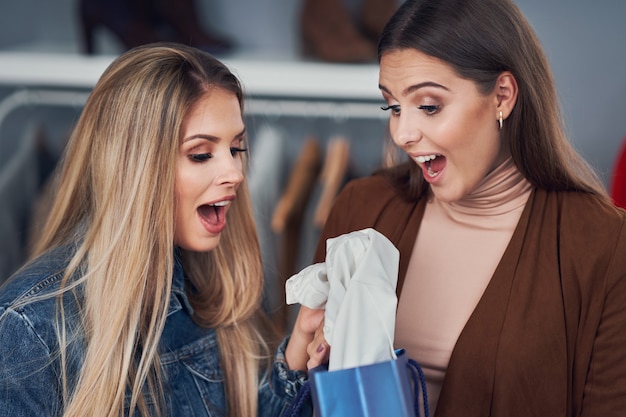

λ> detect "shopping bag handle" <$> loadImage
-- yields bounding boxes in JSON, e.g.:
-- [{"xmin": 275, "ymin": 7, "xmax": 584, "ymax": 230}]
[{"xmin": 408, "ymin": 358, "xmax": 430, "ymax": 417}]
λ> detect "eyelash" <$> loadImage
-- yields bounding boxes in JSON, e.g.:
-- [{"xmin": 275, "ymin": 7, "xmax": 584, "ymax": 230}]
[
  {"xmin": 380, "ymin": 104, "xmax": 441, "ymax": 116},
  {"xmin": 188, "ymin": 147, "xmax": 248, "ymax": 162},
  {"xmin": 231, "ymin": 146, "xmax": 248, "ymax": 156},
  {"xmin": 381, "ymin": 104, "xmax": 401, "ymax": 115}
]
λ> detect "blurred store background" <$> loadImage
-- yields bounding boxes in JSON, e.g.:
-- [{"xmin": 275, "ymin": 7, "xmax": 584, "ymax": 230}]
[{"xmin": 1, "ymin": 0, "xmax": 625, "ymax": 327}]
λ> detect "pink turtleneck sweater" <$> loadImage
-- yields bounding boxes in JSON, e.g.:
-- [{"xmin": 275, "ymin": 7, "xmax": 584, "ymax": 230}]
[{"xmin": 395, "ymin": 157, "xmax": 532, "ymax": 414}]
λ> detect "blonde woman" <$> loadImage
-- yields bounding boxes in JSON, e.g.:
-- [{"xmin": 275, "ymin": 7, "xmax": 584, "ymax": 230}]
[{"xmin": 0, "ymin": 43, "xmax": 315, "ymax": 417}]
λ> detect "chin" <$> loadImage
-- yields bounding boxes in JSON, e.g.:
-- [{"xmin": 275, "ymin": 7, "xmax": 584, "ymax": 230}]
[{"xmin": 176, "ymin": 235, "xmax": 221, "ymax": 253}]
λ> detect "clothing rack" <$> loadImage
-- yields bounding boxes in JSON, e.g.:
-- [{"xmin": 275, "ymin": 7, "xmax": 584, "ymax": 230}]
[
  {"xmin": 0, "ymin": 53, "xmax": 388, "ymax": 329},
  {"xmin": 0, "ymin": 51, "xmax": 387, "ymax": 141},
  {"xmin": 0, "ymin": 89, "xmax": 386, "ymax": 133}
]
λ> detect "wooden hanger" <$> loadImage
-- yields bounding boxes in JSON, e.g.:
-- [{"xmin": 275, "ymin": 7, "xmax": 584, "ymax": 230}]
[
  {"xmin": 313, "ymin": 136, "xmax": 351, "ymax": 228},
  {"xmin": 270, "ymin": 137, "xmax": 323, "ymax": 333},
  {"xmin": 271, "ymin": 137, "xmax": 323, "ymax": 233}
]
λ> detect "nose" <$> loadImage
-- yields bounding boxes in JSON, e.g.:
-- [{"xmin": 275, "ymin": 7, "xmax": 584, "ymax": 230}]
[
  {"xmin": 216, "ymin": 155, "xmax": 244, "ymax": 186},
  {"xmin": 391, "ymin": 110, "xmax": 422, "ymax": 149}
]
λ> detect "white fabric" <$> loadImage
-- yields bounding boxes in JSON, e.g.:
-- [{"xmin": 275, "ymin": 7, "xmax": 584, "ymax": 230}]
[{"xmin": 285, "ymin": 228, "xmax": 399, "ymax": 371}]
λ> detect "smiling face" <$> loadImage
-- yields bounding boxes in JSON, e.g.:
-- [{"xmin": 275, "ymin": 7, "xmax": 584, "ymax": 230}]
[
  {"xmin": 174, "ymin": 87, "xmax": 246, "ymax": 252},
  {"xmin": 379, "ymin": 48, "xmax": 514, "ymax": 203}
]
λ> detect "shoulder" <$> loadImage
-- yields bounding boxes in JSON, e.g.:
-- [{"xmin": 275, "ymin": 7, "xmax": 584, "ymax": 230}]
[
  {"xmin": 546, "ymin": 190, "xmax": 626, "ymax": 234},
  {"xmin": 314, "ymin": 174, "xmax": 423, "ymax": 263},
  {"xmin": 0, "ymin": 245, "xmax": 73, "ymax": 308},
  {"xmin": 537, "ymin": 190, "xmax": 626, "ymax": 280},
  {"xmin": 333, "ymin": 174, "xmax": 416, "ymax": 217},
  {"xmin": 339, "ymin": 174, "xmax": 397, "ymax": 196},
  {"xmin": 0, "ymin": 246, "xmax": 80, "ymax": 353}
]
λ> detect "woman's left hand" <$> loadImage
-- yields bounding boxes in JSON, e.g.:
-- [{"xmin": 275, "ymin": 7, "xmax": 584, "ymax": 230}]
[
  {"xmin": 305, "ymin": 315, "xmax": 330, "ymax": 369},
  {"xmin": 285, "ymin": 306, "xmax": 326, "ymax": 371}
]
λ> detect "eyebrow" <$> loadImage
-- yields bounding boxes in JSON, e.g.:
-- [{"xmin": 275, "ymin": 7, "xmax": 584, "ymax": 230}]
[
  {"xmin": 183, "ymin": 127, "xmax": 247, "ymax": 143},
  {"xmin": 379, "ymin": 81, "xmax": 450, "ymax": 97}
]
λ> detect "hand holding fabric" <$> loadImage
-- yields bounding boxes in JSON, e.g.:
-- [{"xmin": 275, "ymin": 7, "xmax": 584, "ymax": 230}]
[{"xmin": 286, "ymin": 228, "xmax": 400, "ymax": 371}]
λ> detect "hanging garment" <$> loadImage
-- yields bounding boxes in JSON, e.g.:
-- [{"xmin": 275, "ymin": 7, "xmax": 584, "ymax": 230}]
[
  {"xmin": 270, "ymin": 136, "xmax": 323, "ymax": 332},
  {"xmin": 296, "ymin": 136, "xmax": 351, "ymax": 274},
  {"xmin": 610, "ymin": 135, "xmax": 626, "ymax": 209},
  {"xmin": 248, "ymin": 123, "xmax": 288, "ymax": 319},
  {"xmin": 313, "ymin": 137, "xmax": 351, "ymax": 228}
]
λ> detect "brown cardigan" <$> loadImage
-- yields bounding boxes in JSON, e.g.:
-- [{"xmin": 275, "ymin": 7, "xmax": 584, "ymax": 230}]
[{"xmin": 313, "ymin": 174, "xmax": 626, "ymax": 417}]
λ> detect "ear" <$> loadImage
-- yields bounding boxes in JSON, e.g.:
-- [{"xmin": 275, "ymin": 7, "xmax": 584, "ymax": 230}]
[{"xmin": 494, "ymin": 71, "xmax": 518, "ymax": 119}]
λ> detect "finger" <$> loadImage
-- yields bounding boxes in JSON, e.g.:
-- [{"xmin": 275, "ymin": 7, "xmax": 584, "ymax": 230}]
[
  {"xmin": 307, "ymin": 341, "xmax": 330, "ymax": 369},
  {"xmin": 306, "ymin": 329, "xmax": 330, "ymax": 369},
  {"xmin": 285, "ymin": 307, "xmax": 325, "ymax": 371},
  {"xmin": 298, "ymin": 306, "xmax": 325, "ymax": 334}
]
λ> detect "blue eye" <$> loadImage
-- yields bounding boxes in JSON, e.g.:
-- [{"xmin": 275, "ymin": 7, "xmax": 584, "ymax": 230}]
[{"xmin": 230, "ymin": 147, "xmax": 248, "ymax": 157}]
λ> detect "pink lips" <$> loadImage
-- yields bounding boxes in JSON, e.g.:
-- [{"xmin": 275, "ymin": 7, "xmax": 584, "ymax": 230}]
[
  {"xmin": 197, "ymin": 196, "xmax": 234, "ymax": 234},
  {"xmin": 412, "ymin": 153, "xmax": 447, "ymax": 182},
  {"xmin": 198, "ymin": 205, "xmax": 226, "ymax": 234}
]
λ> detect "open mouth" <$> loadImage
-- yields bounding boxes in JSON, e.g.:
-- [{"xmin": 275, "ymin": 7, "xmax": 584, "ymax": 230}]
[
  {"xmin": 198, "ymin": 200, "xmax": 230, "ymax": 228},
  {"xmin": 415, "ymin": 154, "xmax": 445, "ymax": 178}
]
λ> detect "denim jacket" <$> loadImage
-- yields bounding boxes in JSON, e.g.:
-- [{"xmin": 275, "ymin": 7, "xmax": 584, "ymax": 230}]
[{"xmin": 0, "ymin": 245, "xmax": 312, "ymax": 417}]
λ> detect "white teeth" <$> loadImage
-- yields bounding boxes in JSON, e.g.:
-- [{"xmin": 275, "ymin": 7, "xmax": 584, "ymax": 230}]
[
  {"xmin": 210, "ymin": 200, "xmax": 230, "ymax": 207},
  {"xmin": 415, "ymin": 154, "xmax": 438, "ymax": 164},
  {"xmin": 426, "ymin": 167, "xmax": 441, "ymax": 178}
]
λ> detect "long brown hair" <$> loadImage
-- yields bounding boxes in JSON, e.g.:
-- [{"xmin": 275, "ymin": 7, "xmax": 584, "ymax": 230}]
[
  {"xmin": 30, "ymin": 42, "xmax": 268, "ymax": 417},
  {"xmin": 377, "ymin": 0, "xmax": 608, "ymax": 202}
]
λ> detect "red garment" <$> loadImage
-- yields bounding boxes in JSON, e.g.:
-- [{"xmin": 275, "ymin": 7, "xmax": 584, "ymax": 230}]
[{"xmin": 610, "ymin": 136, "xmax": 626, "ymax": 208}]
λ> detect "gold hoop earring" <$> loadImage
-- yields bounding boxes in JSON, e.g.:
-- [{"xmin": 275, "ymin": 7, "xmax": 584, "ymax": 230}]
[{"xmin": 498, "ymin": 111, "xmax": 503, "ymax": 130}]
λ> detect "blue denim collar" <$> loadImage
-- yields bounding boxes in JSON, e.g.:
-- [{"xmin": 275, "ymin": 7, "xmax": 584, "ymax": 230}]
[{"xmin": 169, "ymin": 248, "xmax": 194, "ymax": 317}]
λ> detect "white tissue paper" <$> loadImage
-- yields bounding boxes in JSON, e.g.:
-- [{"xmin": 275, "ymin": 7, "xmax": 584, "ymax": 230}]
[{"xmin": 285, "ymin": 228, "xmax": 400, "ymax": 371}]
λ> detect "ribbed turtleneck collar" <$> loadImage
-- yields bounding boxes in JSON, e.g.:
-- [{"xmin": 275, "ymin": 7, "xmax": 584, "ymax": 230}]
[{"xmin": 436, "ymin": 156, "xmax": 533, "ymax": 220}]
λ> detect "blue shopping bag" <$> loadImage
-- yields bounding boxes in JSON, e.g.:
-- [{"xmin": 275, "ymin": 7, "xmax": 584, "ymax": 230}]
[{"xmin": 284, "ymin": 349, "xmax": 429, "ymax": 417}]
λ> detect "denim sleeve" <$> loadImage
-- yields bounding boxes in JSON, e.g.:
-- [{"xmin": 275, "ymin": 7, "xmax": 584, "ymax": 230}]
[
  {"xmin": 0, "ymin": 307, "xmax": 62, "ymax": 417},
  {"xmin": 258, "ymin": 336, "xmax": 313, "ymax": 417}
]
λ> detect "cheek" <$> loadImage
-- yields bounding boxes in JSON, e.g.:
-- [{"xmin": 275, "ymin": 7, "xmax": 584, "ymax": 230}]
[
  {"xmin": 444, "ymin": 105, "xmax": 495, "ymax": 150},
  {"xmin": 173, "ymin": 173, "xmax": 201, "ymax": 224},
  {"xmin": 173, "ymin": 183, "xmax": 189, "ymax": 234},
  {"xmin": 454, "ymin": 123, "xmax": 502, "ymax": 178},
  {"xmin": 236, "ymin": 157, "xmax": 244, "ymax": 173},
  {"xmin": 174, "ymin": 170, "xmax": 189, "ymax": 207},
  {"xmin": 176, "ymin": 164, "xmax": 210, "ymax": 200}
]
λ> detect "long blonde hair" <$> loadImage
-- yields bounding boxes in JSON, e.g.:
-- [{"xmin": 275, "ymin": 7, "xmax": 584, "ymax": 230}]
[{"xmin": 30, "ymin": 43, "xmax": 268, "ymax": 417}]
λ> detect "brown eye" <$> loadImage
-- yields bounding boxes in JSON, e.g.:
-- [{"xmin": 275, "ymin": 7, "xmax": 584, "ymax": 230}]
[
  {"xmin": 418, "ymin": 105, "xmax": 440, "ymax": 115},
  {"xmin": 189, "ymin": 153, "xmax": 212, "ymax": 162}
]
